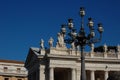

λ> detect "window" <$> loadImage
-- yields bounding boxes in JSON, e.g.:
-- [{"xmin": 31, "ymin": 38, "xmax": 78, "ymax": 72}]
[
  {"xmin": 4, "ymin": 78, "xmax": 9, "ymax": 80},
  {"xmin": 4, "ymin": 67, "xmax": 8, "ymax": 69},
  {"xmin": 4, "ymin": 67, "xmax": 8, "ymax": 72},
  {"xmin": 17, "ymin": 68, "xmax": 21, "ymax": 73}
]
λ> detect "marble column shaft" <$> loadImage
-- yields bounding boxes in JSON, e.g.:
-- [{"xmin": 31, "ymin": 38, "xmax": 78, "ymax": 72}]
[
  {"xmin": 50, "ymin": 67, "xmax": 54, "ymax": 80},
  {"xmin": 72, "ymin": 68, "xmax": 76, "ymax": 80},
  {"xmin": 91, "ymin": 70, "xmax": 95, "ymax": 80}
]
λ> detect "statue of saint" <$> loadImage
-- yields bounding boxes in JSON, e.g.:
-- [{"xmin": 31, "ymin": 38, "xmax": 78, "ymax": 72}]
[
  {"xmin": 57, "ymin": 32, "xmax": 65, "ymax": 47},
  {"xmin": 71, "ymin": 42, "xmax": 75, "ymax": 50},
  {"xmin": 48, "ymin": 37, "xmax": 54, "ymax": 47},
  {"xmin": 91, "ymin": 43, "xmax": 94, "ymax": 53},
  {"xmin": 104, "ymin": 44, "xmax": 107, "ymax": 53},
  {"xmin": 40, "ymin": 39, "xmax": 44, "ymax": 49},
  {"xmin": 117, "ymin": 44, "xmax": 120, "ymax": 52}
]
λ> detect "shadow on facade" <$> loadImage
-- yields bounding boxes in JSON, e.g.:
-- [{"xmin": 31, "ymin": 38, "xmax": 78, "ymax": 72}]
[{"xmin": 54, "ymin": 68, "xmax": 71, "ymax": 80}]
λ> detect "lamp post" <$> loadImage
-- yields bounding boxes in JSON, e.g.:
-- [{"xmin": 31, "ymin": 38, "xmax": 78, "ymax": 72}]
[{"xmin": 60, "ymin": 7, "xmax": 104, "ymax": 80}]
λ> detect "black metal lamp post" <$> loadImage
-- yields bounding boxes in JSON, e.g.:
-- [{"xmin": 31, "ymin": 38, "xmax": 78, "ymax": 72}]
[{"xmin": 60, "ymin": 7, "xmax": 104, "ymax": 80}]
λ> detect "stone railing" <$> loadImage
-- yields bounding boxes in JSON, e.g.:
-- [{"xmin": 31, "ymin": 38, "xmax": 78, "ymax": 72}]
[
  {"xmin": 0, "ymin": 68, "xmax": 27, "ymax": 75},
  {"xmin": 39, "ymin": 37, "xmax": 120, "ymax": 59},
  {"xmin": 39, "ymin": 46, "xmax": 120, "ymax": 59},
  {"xmin": 87, "ymin": 52, "xmax": 120, "ymax": 59},
  {"xmin": 93, "ymin": 53, "xmax": 104, "ymax": 57}
]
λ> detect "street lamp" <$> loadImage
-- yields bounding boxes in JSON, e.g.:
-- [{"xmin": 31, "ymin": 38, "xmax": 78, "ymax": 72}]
[{"xmin": 60, "ymin": 7, "xmax": 104, "ymax": 80}]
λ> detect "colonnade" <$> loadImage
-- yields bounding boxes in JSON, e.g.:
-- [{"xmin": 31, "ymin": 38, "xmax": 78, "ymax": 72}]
[
  {"xmin": 49, "ymin": 67, "xmax": 77, "ymax": 80},
  {"xmin": 49, "ymin": 67, "xmax": 109, "ymax": 80},
  {"xmin": 90, "ymin": 70, "xmax": 108, "ymax": 80}
]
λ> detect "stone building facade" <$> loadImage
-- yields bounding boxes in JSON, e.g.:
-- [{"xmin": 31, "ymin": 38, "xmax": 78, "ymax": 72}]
[
  {"xmin": 25, "ymin": 37, "xmax": 120, "ymax": 80},
  {"xmin": 0, "ymin": 59, "xmax": 27, "ymax": 80}
]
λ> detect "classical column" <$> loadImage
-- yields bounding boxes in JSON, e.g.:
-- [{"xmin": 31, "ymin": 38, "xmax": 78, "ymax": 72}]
[
  {"xmin": 50, "ymin": 67, "xmax": 54, "ymax": 80},
  {"xmin": 105, "ymin": 71, "xmax": 108, "ymax": 80},
  {"xmin": 76, "ymin": 69, "xmax": 80, "ymax": 80},
  {"xmin": 91, "ymin": 70, "xmax": 95, "ymax": 80},
  {"xmin": 72, "ymin": 68, "xmax": 76, "ymax": 80},
  {"xmin": 39, "ymin": 65, "xmax": 45, "ymax": 80}
]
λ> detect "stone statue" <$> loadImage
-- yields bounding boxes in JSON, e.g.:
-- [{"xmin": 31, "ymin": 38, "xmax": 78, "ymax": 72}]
[
  {"xmin": 48, "ymin": 37, "xmax": 54, "ymax": 47},
  {"xmin": 71, "ymin": 42, "xmax": 75, "ymax": 50},
  {"xmin": 76, "ymin": 46, "xmax": 80, "ymax": 51},
  {"xmin": 40, "ymin": 39, "xmax": 44, "ymax": 49},
  {"xmin": 57, "ymin": 32, "xmax": 65, "ymax": 47},
  {"xmin": 104, "ymin": 44, "xmax": 107, "ymax": 53},
  {"xmin": 117, "ymin": 44, "xmax": 120, "ymax": 52},
  {"xmin": 91, "ymin": 43, "xmax": 94, "ymax": 53}
]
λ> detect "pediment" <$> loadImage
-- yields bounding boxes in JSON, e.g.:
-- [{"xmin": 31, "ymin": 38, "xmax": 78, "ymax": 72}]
[{"xmin": 24, "ymin": 47, "xmax": 40, "ymax": 69}]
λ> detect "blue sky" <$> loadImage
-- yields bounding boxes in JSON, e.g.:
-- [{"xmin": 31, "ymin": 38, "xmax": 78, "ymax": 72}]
[{"xmin": 0, "ymin": 0, "xmax": 120, "ymax": 61}]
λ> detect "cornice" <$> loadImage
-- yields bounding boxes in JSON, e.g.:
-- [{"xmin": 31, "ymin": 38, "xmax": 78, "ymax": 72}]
[{"xmin": 0, "ymin": 59, "xmax": 24, "ymax": 64}]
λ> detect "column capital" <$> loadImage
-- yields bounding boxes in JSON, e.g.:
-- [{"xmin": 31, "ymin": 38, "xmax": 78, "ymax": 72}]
[
  {"xmin": 76, "ymin": 68, "xmax": 80, "ymax": 71},
  {"xmin": 71, "ymin": 68, "xmax": 76, "ymax": 70},
  {"xmin": 104, "ymin": 70, "xmax": 109, "ymax": 72},
  {"xmin": 49, "ymin": 67, "xmax": 54, "ymax": 69},
  {"xmin": 90, "ymin": 69, "xmax": 96, "ymax": 71}
]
